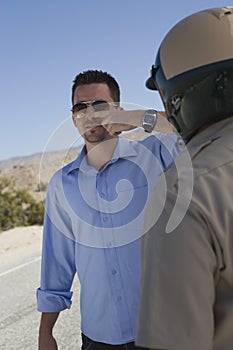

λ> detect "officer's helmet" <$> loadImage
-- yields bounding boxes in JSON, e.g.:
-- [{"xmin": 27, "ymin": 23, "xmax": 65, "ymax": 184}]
[{"xmin": 146, "ymin": 7, "xmax": 233, "ymax": 141}]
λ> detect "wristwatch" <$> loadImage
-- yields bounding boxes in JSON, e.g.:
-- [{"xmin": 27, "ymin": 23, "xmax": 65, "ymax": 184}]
[{"xmin": 142, "ymin": 109, "xmax": 157, "ymax": 133}]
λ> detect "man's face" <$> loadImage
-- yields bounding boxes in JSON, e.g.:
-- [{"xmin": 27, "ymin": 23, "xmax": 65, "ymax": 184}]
[{"xmin": 72, "ymin": 83, "xmax": 116, "ymax": 145}]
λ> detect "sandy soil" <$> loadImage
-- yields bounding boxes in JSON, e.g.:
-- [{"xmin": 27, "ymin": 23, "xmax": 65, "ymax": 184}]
[{"xmin": 0, "ymin": 225, "xmax": 43, "ymax": 273}]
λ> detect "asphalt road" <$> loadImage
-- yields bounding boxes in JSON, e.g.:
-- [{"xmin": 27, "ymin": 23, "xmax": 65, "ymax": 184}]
[{"xmin": 0, "ymin": 257, "xmax": 81, "ymax": 350}]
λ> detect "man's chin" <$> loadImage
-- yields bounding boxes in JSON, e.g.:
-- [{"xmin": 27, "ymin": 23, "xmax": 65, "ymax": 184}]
[{"xmin": 83, "ymin": 128, "xmax": 106, "ymax": 143}]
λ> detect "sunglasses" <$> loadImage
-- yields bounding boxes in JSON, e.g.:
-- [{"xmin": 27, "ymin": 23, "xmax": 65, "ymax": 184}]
[{"xmin": 71, "ymin": 100, "xmax": 113, "ymax": 118}]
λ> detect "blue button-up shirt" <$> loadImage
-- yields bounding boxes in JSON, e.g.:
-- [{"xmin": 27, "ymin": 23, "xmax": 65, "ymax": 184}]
[{"xmin": 37, "ymin": 134, "xmax": 178, "ymax": 344}]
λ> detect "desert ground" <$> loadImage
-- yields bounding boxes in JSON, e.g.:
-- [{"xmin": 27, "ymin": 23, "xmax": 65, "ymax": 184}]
[
  {"xmin": 0, "ymin": 226, "xmax": 81, "ymax": 349},
  {"xmin": 0, "ymin": 225, "xmax": 43, "ymax": 273}
]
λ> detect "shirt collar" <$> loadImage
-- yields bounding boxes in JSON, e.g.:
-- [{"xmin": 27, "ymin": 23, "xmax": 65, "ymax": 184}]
[
  {"xmin": 187, "ymin": 117, "xmax": 233, "ymax": 158},
  {"xmin": 66, "ymin": 137, "xmax": 138, "ymax": 175}
]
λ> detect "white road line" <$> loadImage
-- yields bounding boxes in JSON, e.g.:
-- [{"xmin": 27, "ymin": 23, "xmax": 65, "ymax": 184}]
[{"xmin": 0, "ymin": 256, "xmax": 41, "ymax": 278}]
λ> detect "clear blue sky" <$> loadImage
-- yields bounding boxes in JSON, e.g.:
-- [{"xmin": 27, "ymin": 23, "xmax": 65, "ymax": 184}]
[{"xmin": 0, "ymin": 0, "xmax": 232, "ymax": 160}]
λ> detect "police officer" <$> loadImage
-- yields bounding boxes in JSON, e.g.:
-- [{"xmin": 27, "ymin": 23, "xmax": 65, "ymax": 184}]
[{"xmin": 137, "ymin": 7, "xmax": 233, "ymax": 350}]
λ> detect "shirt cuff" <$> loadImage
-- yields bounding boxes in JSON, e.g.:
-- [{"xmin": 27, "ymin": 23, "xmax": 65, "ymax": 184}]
[{"xmin": 36, "ymin": 288, "xmax": 73, "ymax": 312}]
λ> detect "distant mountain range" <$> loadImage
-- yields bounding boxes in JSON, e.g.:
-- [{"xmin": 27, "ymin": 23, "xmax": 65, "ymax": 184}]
[
  {"xmin": 0, "ymin": 147, "xmax": 82, "ymax": 201},
  {"xmin": 0, "ymin": 129, "xmax": 148, "ymax": 201}
]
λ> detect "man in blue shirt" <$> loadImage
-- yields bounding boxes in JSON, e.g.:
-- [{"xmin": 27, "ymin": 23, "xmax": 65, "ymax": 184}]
[{"xmin": 37, "ymin": 70, "xmax": 178, "ymax": 349}]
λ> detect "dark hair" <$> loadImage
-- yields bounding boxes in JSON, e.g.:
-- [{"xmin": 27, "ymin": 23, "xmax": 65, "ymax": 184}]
[{"xmin": 71, "ymin": 70, "xmax": 120, "ymax": 104}]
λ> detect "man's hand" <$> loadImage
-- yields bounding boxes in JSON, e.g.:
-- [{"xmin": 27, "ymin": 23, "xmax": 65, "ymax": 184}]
[
  {"xmin": 102, "ymin": 122, "xmax": 136, "ymax": 135},
  {"xmin": 38, "ymin": 333, "xmax": 58, "ymax": 350},
  {"xmin": 100, "ymin": 109, "xmax": 142, "ymax": 135},
  {"xmin": 73, "ymin": 108, "xmax": 173, "ymax": 136},
  {"xmin": 73, "ymin": 108, "xmax": 138, "ymax": 136},
  {"xmin": 38, "ymin": 312, "xmax": 59, "ymax": 350}
]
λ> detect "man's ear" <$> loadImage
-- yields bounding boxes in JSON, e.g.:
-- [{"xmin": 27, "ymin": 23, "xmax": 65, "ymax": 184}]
[{"xmin": 72, "ymin": 114, "xmax": 77, "ymax": 127}]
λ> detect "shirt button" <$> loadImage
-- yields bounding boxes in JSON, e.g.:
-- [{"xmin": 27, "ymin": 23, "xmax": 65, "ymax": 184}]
[
  {"xmin": 112, "ymin": 269, "xmax": 117, "ymax": 275},
  {"xmin": 117, "ymin": 296, "xmax": 122, "ymax": 302},
  {"xmin": 176, "ymin": 137, "xmax": 185, "ymax": 149}
]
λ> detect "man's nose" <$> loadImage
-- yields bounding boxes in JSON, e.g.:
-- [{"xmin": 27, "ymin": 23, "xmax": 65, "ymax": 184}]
[{"xmin": 85, "ymin": 106, "xmax": 96, "ymax": 118}]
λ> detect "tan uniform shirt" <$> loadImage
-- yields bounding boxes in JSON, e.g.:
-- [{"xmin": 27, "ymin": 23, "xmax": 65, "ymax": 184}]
[{"xmin": 137, "ymin": 118, "xmax": 233, "ymax": 350}]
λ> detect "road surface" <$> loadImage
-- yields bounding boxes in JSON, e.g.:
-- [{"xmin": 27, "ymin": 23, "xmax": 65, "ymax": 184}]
[{"xmin": 0, "ymin": 244, "xmax": 81, "ymax": 349}]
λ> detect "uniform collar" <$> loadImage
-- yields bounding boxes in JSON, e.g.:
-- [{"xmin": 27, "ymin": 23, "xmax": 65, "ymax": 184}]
[{"xmin": 187, "ymin": 117, "xmax": 233, "ymax": 158}]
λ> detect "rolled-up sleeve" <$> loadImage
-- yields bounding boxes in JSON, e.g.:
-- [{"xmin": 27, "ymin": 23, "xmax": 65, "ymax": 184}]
[
  {"xmin": 36, "ymin": 174, "xmax": 76, "ymax": 312},
  {"xmin": 37, "ymin": 288, "xmax": 73, "ymax": 312}
]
